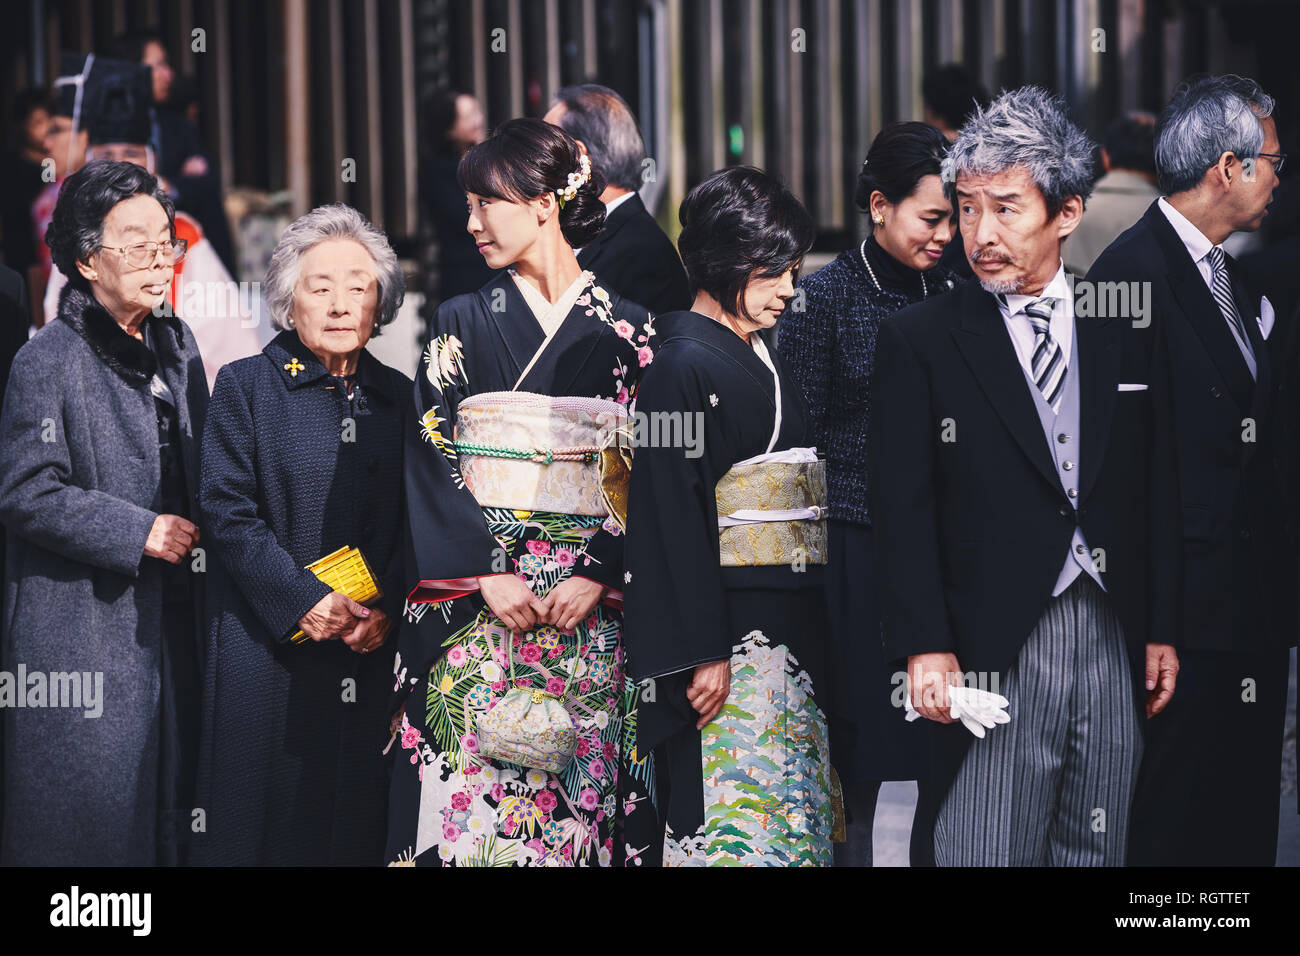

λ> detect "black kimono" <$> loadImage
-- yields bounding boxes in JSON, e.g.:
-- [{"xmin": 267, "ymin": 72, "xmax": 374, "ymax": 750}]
[
  {"xmin": 385, "ymin": 269, "xmax": 659, "ymax": 867},
  {"xmin": 623, "ymin": 311, "xmax": 835, "ymax": 866}
]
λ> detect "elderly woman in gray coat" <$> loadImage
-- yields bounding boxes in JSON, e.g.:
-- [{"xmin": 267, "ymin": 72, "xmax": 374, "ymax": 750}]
[{"xmin": 0, "ymin": 160, "xmax": 207, "ymax": 866}]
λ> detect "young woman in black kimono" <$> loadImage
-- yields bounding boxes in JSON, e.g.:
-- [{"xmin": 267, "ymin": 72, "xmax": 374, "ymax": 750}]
[
  {"xmin": 622, "ymin": 166, "xmax": 835, "ymax": 865},
  {"xmin": 385, "ymin": 118, "xmax": 658, "ymax": 867}
]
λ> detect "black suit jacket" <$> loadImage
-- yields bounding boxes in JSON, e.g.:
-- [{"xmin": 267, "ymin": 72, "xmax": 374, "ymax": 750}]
[
  {"xmin": 868, "ymin": 275, "xmax": 1178, "ymax": 862},
  {"xmin": 1088, "ymin": 200, "xmax": 1298, "ymax": 654},
  {"xmin": 577, "ymin": 193, "xmax": 691, "ymax": 317}
]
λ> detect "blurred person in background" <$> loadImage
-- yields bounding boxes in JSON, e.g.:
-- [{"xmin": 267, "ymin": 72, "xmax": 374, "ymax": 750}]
[
  {"xmin": 31, "ymin": 54, "xmax": 93, "ymax": 292},
  {"xmin": 778, "ymin": 121, "xmax": 959, "ymax": 866},
  {"xmin": 544, "ymin": 83, "xmax": 691, "ymax": 316},
  {"xmin": 1, "ymin": 90, "xmax": 51, "ymax": 280},
  {"xmin": 922, "ymin": 63, "xmax": 990, "ymax": 280},
  {"xmin": 113, "ymin": 30, "xmax": 235, "ymax": 271},
  {"xmin": 1064, "ymin": 111, "xmax": 1160, "ymax": 274},
  {"xmin": 41, "ymin": 57, "xmax": 264, "ymax": 388},
  {"xmin": 192, "ymin": 204, "xmax": 409, "ymax": 866},
  {"xmin": 420, "ymin": 88, "xmax": 494, "ymax": 306},
  {"xmin": 0, "ymin": 160, "xmax": 207, "ymax": 865}
]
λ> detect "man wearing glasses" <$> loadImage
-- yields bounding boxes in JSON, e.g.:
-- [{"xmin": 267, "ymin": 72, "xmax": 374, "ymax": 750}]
[{"xmin": 1088, "ymin": 74, "xmax": 1295, "ymax": 867}]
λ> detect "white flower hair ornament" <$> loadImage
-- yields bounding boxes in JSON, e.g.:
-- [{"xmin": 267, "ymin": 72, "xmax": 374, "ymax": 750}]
[{"xmin": 556, "ymin": 153, "xmax": 592, "ymax": 209}]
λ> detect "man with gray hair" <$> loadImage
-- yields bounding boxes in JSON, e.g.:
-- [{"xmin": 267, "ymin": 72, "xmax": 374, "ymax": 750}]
[
  {"xmin": 1087, "ymin": 74, "xmax": 1295, "ymax": 866},
  {"xmin": 543, "ymin": 84, "xmax": 690, "ymax": 316},
  {"xmin": 869, "ymin": 86, "xmax": 1180, "ymax": 866}
]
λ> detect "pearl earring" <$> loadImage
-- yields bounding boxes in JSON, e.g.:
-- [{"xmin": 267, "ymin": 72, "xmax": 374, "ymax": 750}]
[{"xmin": 873, "ymin": 214, "xmax": 884, "ymax": 225}]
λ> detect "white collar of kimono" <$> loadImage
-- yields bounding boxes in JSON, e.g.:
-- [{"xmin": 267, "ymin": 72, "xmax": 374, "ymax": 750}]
[
  {"xmin": 508, "ymin": 268, "xmax": 592, "ymax": 336},
  {"xmin": 749, "ymin": 331, "xmax": 782, "ymax": 454}
]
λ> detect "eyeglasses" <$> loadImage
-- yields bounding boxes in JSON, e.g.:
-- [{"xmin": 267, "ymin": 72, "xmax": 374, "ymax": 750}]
[
  {"xmin": 1255, "ymin": 151, "xmax": 1287, "ymax": 174},
  {"xmin": 99, "ymin": 238, "xmax": 189, "ymax": 269}
]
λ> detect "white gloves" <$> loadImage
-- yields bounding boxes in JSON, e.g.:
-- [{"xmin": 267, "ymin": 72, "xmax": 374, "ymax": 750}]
[{"xmin": 904, "ymin": 683, "xmax": 1011, "ymax": 739}]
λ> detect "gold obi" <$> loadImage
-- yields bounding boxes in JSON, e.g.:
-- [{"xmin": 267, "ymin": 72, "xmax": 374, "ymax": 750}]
[
  {"xmin": 714, "ymin": 459, "xmax": 829, "ymax": 567},
  {"xmin": 455, "ymin": 391, "xmax": 627, "ymax": 517}
]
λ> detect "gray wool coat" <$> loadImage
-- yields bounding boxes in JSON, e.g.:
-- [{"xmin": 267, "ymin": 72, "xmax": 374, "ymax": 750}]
[{"xmin": 0, "ymin": 283, "xmax": 208, "ymax": 865}]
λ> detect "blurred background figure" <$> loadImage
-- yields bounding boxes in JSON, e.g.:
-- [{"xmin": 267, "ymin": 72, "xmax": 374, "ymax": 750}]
[
  {"xmin": 1, "ymin": 90, "xmax": 51, "ymax": 283},
  {"xmin": 1065, "ymin": 111, "xmax": 1160, "ymax": 275},
  {"xmin": 30, "ymin": 54, "xmax": 93, "ymax": 298},
  {"xmin": 420, "ymin": 88, "xmax": 493, "ymax": 309},
  {"xmin": 40, "ymin": 56, "xmax": 265, "ymax": 388},
  {"xmin": 112, "ymin": 30, "xmax": 235, "ymax": 272},
  {"xmin": 0, "ymin": 160, "xmax": 208, "ymax": 866},
  {"xmin": 921, "ymin": 64, "xmax": 990, "ymax": 279},
  {"xmin": 543, "ymin": 83, "xmax": 691, "ymax": 316}
]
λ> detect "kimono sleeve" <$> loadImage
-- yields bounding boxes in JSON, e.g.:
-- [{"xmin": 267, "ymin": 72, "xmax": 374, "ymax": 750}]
[
  {"xmin": 621, "ymin": 341, "xmax": 731, "ymax": 683},
  {"xmin": 405, "ymin": 316, "xmax": 503, "ymax": 602},
  {"xmin": 199, "ymin": 366, "xmax": 332, "ymax": 640}
]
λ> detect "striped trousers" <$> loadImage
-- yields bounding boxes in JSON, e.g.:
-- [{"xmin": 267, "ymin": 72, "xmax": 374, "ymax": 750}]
[{"xmin": 934, "ymin": 575, "xmax": 1142, "ymax": 866}]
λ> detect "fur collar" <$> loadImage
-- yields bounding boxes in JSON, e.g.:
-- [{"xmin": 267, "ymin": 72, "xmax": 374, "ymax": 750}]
[{"xmin": 56, "ymin": 283, "xmax": 184, "ymax": 384}]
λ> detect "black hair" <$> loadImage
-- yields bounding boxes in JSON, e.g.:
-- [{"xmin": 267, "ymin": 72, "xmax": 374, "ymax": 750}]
[
  {"xmin": 922, "ymin": 64, "xmax": 990, "ymax": 133},
  {"xmin": 45, "ymin": 159, "xmax": 175, "ymax": 293},
  {"xmin": 677, "ymin": 165, "xmax": 815, "ymax": 320},
  {"xmin": 110, "ymin": 30, "xmax": 166, "ymax": 63},
  {"xmin": 1102, "ymin": 111, "xmax": 1158, "ymax": 177},
  {"xmin": 551, "ymin": 83, "xmax": 646, "ymax": 191},
  {"xmin": 854, "ymin": 121, "xmax": 950, "ymax": 212},
  {"xmin": 8, "ymin": 88, "xmax": 52, "ymax": 151},
  {"xmin": 457, "ymin": 117, "xmax": 606, "ymax": 249},
  {"xmin": 424, "ymin": 88, "xmax": 469, "ymax": 159}
]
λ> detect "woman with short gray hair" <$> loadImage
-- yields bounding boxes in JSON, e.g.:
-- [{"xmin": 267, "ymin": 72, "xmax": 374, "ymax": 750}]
[{"xmin": 191, "ymin": 203, "xmax": 412, "ymax": 865}]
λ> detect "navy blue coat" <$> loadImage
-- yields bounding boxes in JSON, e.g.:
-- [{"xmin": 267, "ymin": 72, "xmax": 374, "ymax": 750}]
[{"xmin": 192, "ymin": 329, "xmax": 409, "ymax": 865}]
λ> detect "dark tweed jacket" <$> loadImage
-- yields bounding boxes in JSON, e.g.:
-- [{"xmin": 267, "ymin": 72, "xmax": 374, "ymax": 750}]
[{"xmin": 778, "ymin": 249, "xmax": 960, "ymax": 525}]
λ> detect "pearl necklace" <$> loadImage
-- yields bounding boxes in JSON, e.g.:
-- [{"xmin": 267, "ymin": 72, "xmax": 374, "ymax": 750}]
[{"xmin": 860, "ymin": 238, "xmax": 927, "ymax": 299}]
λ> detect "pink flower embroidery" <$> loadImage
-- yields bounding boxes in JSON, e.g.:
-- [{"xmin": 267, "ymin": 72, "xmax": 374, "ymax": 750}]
[
  {"xmin": 547, "ymin": 645, "xmax": 563, "ymax": 659},
  {"xmin": 446, "ymin": 644, "xmax": 468, "ymax": 667},
  {"xmin": 442, "ymin": 823, "xmax": 460, "ymax": 842},
  {"xmin": 579, "ymin": 680, "xmax": 592, "ymax": 694},
  {"xmin": 554, "ymin": 547, "xmax": 574, "ymax": 567},
  {"xmin": 545, "ymin": 676, "xmax": 565, "ymax": 695},
  {"xmin": 490, "ymin": 681, "xmax": 507, "ymax": 693},
  {"xmin": 578, "ymin": 788, "xmax": 599, "ymax": 811},
  {"xmin": 603, "ymin": 741, "xmax": 617, "ymax": 760},
  {"xmin": 575, "ymin": 738, "xmax": 591, "ymax": 758},
  {"xmin": 490, "ymin": 783, "xmax": 505, "ymax": 801},
  {"xmin": 400, "ymin": 726, "xmax": 421, "ymax": 749},
  {"xmin": 450, "ymin": 791, "xmax": 471, "ymax": 811},
  {"xmin": 615, "ymin": 387, "xmax": 630, "ymax": 404},
  {"xmin": 589, "ymin": 758, "xmax": 606, "ymax": 779},
  {"xmin": 520, "ymin": 643, "xmax": 542, "ymax": 664},
  {"xmin": 535, "ymin": 790, "xmax": 558, "ymax": 813},
  {"xmin": 461, "ymin": 733, "xmax": 479, "ymax": 754},
  {"xmin": 613, "ymin": 320, "xmax": 635, "ymax": 340},
  {"xmin": 637, "ymin": 346, "xmax": 653, "ymax": 367},
  {"xmin": 526, "ymin": 540, "xmax": 551, "ymax": 556}
]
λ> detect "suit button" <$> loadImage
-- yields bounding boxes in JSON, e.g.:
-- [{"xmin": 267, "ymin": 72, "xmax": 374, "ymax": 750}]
[
  {"xmin": 1075, "ymin": 543, "xmax": 1087, "ymax": 555},
  {"xmin": 1057, "ymin": 433, "xmax": 1070, "ymax": 443},
  {"xmin": 1067, "ymin": 488, "xmax": 1078, "ymax": 498},
  {"xmin": 1210, "ymin": 385, "xmax": 1223, "ymax": 398},
  {"xmin": 1059, "ymin": 506, "xmax": 1071, "ymax": 518},
  {"xmin": 1062, "ymin": 460, "xmax": 1074, "ymax": 471}
]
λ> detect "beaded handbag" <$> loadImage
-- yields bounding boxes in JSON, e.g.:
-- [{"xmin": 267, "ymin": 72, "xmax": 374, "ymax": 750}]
[{"xmin": 475, "ymin": 635, "xmax": 580, "ymax": 773}]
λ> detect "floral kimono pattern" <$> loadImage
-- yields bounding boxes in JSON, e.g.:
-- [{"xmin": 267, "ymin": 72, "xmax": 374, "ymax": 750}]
[{"xmin": 386, "ymin": 270, "xmax": 659, "ymax": 867}]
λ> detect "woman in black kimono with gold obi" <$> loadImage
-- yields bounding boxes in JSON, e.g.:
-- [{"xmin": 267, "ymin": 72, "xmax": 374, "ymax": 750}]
[
  {"xmin": 623, "ymin": 166, "xmax": 835, "ymax": 866},
  {"xmin": 386, "ymin": 119, "xmax": 658, "ymax": 867}
]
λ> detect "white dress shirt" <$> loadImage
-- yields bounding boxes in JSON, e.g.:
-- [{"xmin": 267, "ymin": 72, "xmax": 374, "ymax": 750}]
[
  {"xmin": 996, "ymin": 260, "xmax": 1075, "ymax": 377},
  {"xmin": 1157, "ymin": 197, "xmax": 1273, "ymax": 340}
]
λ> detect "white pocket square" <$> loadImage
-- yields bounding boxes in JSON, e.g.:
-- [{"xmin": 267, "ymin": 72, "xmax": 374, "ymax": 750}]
[{"xmin": 1117, "ymin": 383, "xmax": 1148, "ymax": 392}]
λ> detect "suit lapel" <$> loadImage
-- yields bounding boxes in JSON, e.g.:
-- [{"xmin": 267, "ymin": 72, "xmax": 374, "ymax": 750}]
[
  {"xmin": 1228, "ymin": 253, "xmax": 1272, "ymax": 431},
  {"xmin": 1145, "ymin": 204, "xmax": 1254, "ymax": 411},
  {"xmin": 951, "ymin": 282, "xmax": 1061, "ymax": 490}
]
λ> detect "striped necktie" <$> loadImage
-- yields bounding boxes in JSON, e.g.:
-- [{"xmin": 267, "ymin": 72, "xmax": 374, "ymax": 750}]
[
  {"xmin": 1205, "ymin": 245, "xmax": 1256, "ymax": 376},
  {"xmin": 1023, "ymin": 297, "xmax": 1066, "ymax": 411}
]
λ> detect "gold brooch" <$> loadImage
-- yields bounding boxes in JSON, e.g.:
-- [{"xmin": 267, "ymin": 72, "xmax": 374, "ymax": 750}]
[{"xmin": 284, "ymin": 357, "xmax": 306, "ymax": 377}]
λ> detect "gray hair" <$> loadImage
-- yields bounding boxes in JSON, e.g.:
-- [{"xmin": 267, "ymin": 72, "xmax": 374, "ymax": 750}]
[
  {"xmin": 264, "ymin": 203, "xmax": 405, "ymax": 334},
  {"xmin": 1154, "ymin": 74, "xmax": 1274, "ymax": 195},
  {"xmin": 551, "ymin": 83, "xmax": 646, "ymax": 191},
  {"xmin": 945, "ymin": 85, "xmax": 1095, "ymax": 217}
]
